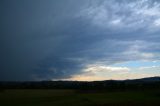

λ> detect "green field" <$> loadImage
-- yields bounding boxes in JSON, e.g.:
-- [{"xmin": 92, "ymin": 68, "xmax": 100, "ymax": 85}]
[{"xmin": 0, "ymin": 89, "xmax": 160, "ymax": 106}]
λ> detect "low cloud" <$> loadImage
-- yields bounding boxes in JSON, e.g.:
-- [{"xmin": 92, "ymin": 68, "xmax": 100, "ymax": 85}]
[{"xmin": 84, "ymin": 65, "xmax": 130, "ymax": 73}]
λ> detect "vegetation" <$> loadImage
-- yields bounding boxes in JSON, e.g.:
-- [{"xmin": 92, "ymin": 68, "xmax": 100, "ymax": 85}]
[
  {"xmin": 0, "ymin": 89, "xmax": 160, "ymax": 106},
  {"xmin": 0, "ymin": 77, "xmax": 160, "ymax": 106},
  {"xmin": 0, "ymin": 77, "xmax": 160, "ymax": 90}
]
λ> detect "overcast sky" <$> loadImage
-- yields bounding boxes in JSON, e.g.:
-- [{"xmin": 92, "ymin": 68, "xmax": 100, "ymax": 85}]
[{"xmin": 1, "ymin": 0, "xmax": 160, "ymax": 81}]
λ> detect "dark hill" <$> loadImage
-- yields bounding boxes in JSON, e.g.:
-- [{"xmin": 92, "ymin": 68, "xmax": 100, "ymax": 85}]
[{"xmin": 0, "ymin": 76, "xmax": 160, "ymax": 90}]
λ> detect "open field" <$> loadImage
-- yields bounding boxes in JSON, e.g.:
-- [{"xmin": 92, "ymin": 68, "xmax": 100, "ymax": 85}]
[{"xmin": 0, "ymin": 89, "xmax": 160, "ymax": 106}]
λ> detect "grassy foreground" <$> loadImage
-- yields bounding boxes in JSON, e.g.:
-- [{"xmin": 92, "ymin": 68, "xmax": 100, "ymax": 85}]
[{"xmin": 0, "ymin": 89, "xmax": 160, "ymax": 106}]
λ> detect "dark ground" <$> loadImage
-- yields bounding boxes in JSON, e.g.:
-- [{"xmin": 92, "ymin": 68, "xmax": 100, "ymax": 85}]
[{"xmin": 0, "ymin": 89, "xmax": 160, "ymax": 106}]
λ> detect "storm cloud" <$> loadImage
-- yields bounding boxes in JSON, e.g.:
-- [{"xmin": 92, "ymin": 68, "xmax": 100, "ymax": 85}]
[{"xmin": 1, "ymin": 0, "xmax": 160, "ymax": 81}]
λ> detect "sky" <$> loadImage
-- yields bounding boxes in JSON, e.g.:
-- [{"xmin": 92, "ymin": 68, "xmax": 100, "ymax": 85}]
[{"xmin": 1, "ymin": 0, "xmax": 160, "ymax": 81}]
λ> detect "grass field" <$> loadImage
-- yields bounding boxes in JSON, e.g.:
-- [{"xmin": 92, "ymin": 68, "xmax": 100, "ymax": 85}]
[{"xmin": 0, "ymin": 89, "xmax": 160, "ymax": 106}]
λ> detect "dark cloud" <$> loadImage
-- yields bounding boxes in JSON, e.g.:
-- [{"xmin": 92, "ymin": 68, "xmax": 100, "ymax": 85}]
[{"xmin": 1, "ymin": 0, "xmax": 160, "ymax": 81}]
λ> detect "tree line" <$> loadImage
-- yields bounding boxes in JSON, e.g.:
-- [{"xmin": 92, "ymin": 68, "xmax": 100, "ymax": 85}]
[{"xmin": 0, "ymin": 77, "xmax": 160, "ymax": 91}]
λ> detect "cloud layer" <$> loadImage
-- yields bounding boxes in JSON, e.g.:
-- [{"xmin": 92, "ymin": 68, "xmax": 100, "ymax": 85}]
[{"xmin": 1, "ymin": 0, "xmax": 160, "ymax": 81}]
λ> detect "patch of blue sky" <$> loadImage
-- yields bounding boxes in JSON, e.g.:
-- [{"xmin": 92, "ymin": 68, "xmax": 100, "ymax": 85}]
[{"xmin": 112, "ymin": 61, "xmax": 160, "ymax": 68}]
